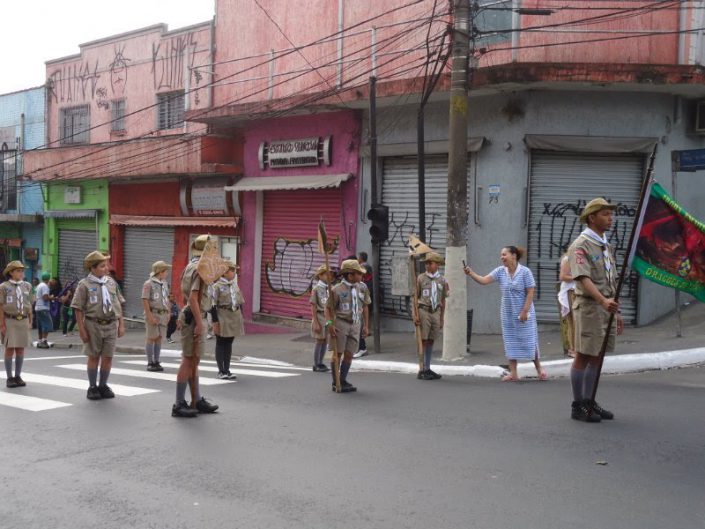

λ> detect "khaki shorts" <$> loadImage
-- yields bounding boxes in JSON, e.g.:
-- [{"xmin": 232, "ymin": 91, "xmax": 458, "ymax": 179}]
[
  {"xmin": 83, "ymin": 318, "xmax": 117, "ymax": 358},
  {"xmin": 419, "ymin": 307, "xmax": 441, "ymax": 341},
  {"xmin": 573, "ymin": 298, "xmax": 615, "ymax": 357},
  {"xmin": 180, "ymin": 311, "xmax": 205, "ymax": 358},
  {"xmin": 145, "ymin": 310, "xmax": 169, "ymax": 340},
  {"xmin": 3, "ymin": 316, "xmax": 31, "ymax": 348},
  {"xmin": 333, "ymin": 318, "xmax": 360, "ymax": 354},
  {"xmin": 311, "ymin": 312, "xmax": 326, "ymax": 340}
]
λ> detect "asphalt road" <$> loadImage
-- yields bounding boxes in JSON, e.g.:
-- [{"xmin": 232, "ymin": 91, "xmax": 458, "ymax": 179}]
[{"xmin": 1, "ymin": 351, "xmax": 704, "ymax": 529}]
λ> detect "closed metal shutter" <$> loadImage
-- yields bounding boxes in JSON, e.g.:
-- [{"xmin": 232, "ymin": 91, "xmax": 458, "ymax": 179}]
[
  {"xmin": 123, "ymin": 227, "xmax": 175, "ymax": 319},
  {"xmin": 260, "ymin": 188, "xmax": 343, "ymax": 319},
  {"xmin": 380, "ymin": 155, "xmax": 470, "ymax": 318},
  {"xmin": 58, "ymin": 230, "xmax": 96, "ymax": 285},
  {"xmin": 527, "ymin": 152, "xmax": 643, "ymax": 324}
]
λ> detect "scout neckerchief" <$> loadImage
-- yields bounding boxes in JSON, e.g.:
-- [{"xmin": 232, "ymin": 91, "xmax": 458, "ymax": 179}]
[
  {"xmin": 151, "ymin": 276, "xmax": 169, "ymax": 309},
  {"xmin": 581, "ymin": 228, "xmax": 613, "ymax": 277},
  {"xmin": 217, "ymin": 277, "xmax": 239, "ymax": 310},
  {"xmin": 87, "ymin": 273, "xmax": 114, "ymax": 314},
  {"xmin": 9, "ymin": 280, "xmax": 24, "ymax": 314},
  {"xmin": 426, "ymin": 271, "xmax": 441, "ymax": 311},
  {"xmin": 315, "ymin": 279, "xmax": 328, "ymax": 305},
  {"xmin": 342, "ymin": 279, "xmax": 360, "ymax": 324}
]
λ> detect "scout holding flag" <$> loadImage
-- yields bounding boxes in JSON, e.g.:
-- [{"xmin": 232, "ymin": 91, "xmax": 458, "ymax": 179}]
[
  {"xmin": 142, "ymin": 260, "xmax": 172, "ymax": 372},
  {"xmin": 0, "ymin": 261, "xmax": 34, "ymax": 388},
  {"xmin": 414, "ymin": 252, "xmax": 447, "ymax": 381},
  {"xmin": 71, "ymin": 251, "xmax": 126, "ymax": 400},
  {"xmin": 171, "ymin": 235, "xmax": 226, "ymax": 418}
]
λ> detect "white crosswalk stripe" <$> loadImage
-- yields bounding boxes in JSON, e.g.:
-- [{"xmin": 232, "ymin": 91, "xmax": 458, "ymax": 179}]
[
  {"xmin": 56, "ymin": 364, "xmax": 233, "ymax": 384},
  {"xmin": 0, "ymin": 390, "xmax": 72, "ymax": 412},
  {"xmin": 0, "ymin": 372, "xmax": 157, "ymax": 396},
  {"xmin": 120, "ymin": 360, "xmax": 301, "ymax": 378}
]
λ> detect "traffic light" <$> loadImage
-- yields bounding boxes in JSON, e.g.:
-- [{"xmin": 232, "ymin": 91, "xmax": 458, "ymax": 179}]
[{"xmin": 367, "ymin": 204, "xmax": 389, "ymax": 243}]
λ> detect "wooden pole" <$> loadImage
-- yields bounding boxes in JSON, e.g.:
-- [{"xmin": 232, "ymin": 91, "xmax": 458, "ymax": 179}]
[{"xmin": 409, "ymin": 254, "xmax": 424, "ymax": 372}]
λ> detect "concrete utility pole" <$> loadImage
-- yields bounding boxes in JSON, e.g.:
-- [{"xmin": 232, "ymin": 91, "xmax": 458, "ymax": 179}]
[{"xmin": 442, "ymin": 0, "xmax": 471, "ymax": 361}]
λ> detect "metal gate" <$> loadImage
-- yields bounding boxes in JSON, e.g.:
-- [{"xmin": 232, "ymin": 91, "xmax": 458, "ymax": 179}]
[
  {"xmin": 123, "ymin": 227, "xmax": 175, "ymax": 319},
  {"xmin": 58, "ymin": 230, "xmax": 96, "ymax": 285},
  {"xmin": 527, "ymin": 152, "xmax": 644, "ymax": 323}
]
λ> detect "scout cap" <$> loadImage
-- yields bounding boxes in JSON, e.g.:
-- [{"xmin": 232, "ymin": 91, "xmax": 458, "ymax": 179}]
[
  {"xmin": 191, "ymin": 234, "xmax": 211, "ymax": 256},
  {"xmin": 422, "ymin": 252, "xmax": 445, "ymax": 265},
  {"xmin": 315, "ymin": 264, "xmax": 330, "ymax": 276},
  {"xmin": 340, "ymin": 259, "xmax": 365, "ymax": 274},
  {"xmin": 3, "ymin": 260, "xmax": 25, "ymax": 277},
  {"xmin": 151, "ymin": 260, "xmax": 172, "ymax": 276},
  {"xmin": 84, "ymin": 251, "xmax": 110, "ymax": 270},
  {"xmin": 224, "ymin": 260, "xmax": 239, "ymax": 271},
  {"xmin": 580, "ymin": 198, "xmax": 618, "ymax": 224}
]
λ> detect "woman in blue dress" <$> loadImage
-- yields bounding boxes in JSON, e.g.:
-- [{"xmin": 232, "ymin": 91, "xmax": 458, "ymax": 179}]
[{"xmin": 464, "ymin": 246, "xmax": 547, "ymax": 382}]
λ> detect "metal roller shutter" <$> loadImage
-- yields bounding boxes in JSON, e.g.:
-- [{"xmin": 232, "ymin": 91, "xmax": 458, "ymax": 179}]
[
  {"xmin": 123, "ymin": 227, "xmax": 175, "ymax": 319},
  {"xmin": 527, "ymin": 152, "xmax": 643, "ymax": 324},
  {"xmin": 260, "ymin": 188, "xmax": 343, "ymax": 318},
  {"xmin": 58, "ymin": 230, "xmax": 97, "ymax": 285}
]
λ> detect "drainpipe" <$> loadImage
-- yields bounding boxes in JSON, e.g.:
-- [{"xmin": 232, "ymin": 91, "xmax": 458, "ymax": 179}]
[
  {"xmin": 678, "ymin": 0, "xmax": 688, "ymax": 64},
  {"xmin": 337, "ymin": 0, "xmax": 344, "ymax": 88},
  {"xmin": 209, "ymin": 14, "xmax": 216, "ymax": 108}
]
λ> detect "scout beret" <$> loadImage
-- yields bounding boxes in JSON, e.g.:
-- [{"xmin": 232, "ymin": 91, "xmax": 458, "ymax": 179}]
[
  {"xmin": 150, "ymin": 260, "xmax": 172, "ymax": 276},
  {"xmin": 3, "ymin": 260, "xmax": 25, "ymax": 277},
  {"xmin": 315, "ymin": 264, "xmax": 331, "ymax": 276},
  {"xmin": 580, "ymin": 198, "xmax": 617, "ymax": 224},
  {"xmin": 340, "ymin": 259, "xmax": 365, "ymax": 274},
  {"xmin": 422, "ymin": 252, "xmax": 445, "ymax": 265},
  {"xmin": 191, "ymin": 234, "xmax": 211, "ymax": 256},
  {"xmin": 84, "ymin": 251, "xmax": 110, "ymax": 270},
  {"xmin": 223, "ymin": 260, "xmax": 239, "ymax": 271}
]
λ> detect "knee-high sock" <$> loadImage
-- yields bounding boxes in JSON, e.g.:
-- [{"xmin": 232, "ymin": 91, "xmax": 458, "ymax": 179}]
[
  {"xmin": 87, "ymin": 367, "xmax": 98, "ymax": 387},
  {"xmin": 424, "ymin": 342, "xmax": 433, "ymax": 371},
  {"xmin": 340, "ymin": 360, "xmax": 351, "ymax": 382},
  {"xmin": 570, "ymin": 367, "xmax": 585, "ymax": 402},
  {"xmin": 583, "ymin": 364, "xmax": 599, "ymax": 401},
  {"xmin": 4, "ymin": 356, "xmax": 12, "ymax": 378},
  {"xmin": 145, "ymin": 343, "xmax": 154, "ymax": 364},
  {"xmin": 14, "ymin": 355, "xmax": 23, "ymax": 377},
  {"xmin": 176, "ymin": 381, "xmax": 188, "ymax": 403},
  {"xmin": 312, "ymin": 343, "xmax": 320, "ymax": 365},
  {"xmin": 153, "ymin": 343, "xmax": 161, "ymax": 364},
  {"xmin": 99, "ymin": 366, "xmax": 111, "ymax": 387},
  {"xmin": 188, "ymin": 377, "xmax": 201, "ymax": 401}
]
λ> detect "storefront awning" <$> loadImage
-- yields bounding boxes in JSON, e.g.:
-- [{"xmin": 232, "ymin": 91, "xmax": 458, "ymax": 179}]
[
  {"xmin": 524, "ymin": 135, "xmax": 658, "ymax": 153},
  {"xmin": 225, "ymin": 173, "xmax": 352, "ymax": 192},
  {"xmin": 0, "ymin": 213, "xmax": 42, "ymax": 223},
  {"xmin": 45, "ymin": 209, "xmax": 99, "ymax": 219},
  {"xmin": 109, "ymin": 215, "xmax": 238, "ymax": 228}
]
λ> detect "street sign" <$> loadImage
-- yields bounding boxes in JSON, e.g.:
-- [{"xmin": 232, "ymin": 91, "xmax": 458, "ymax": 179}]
[{"xmin": 672, "ymin": 149, "xmax": 705, "ymax": 172}]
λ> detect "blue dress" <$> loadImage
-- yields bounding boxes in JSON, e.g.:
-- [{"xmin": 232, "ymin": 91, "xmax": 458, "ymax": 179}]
[{"xmin": 490, "ymin": 264, "xmax": 540, "ymax": 361}]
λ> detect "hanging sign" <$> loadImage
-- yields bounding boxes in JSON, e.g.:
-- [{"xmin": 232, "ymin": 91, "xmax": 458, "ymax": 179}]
[{"xmin": 259, "ymin": 136, "xmax": 331, "ymax": 169}]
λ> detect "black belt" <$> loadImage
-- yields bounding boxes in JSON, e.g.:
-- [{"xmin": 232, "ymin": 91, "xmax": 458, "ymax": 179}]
[
  {"xmin": 152, "ymin": 308, "xmax": 168, "ymax": 314},
  {"xmin": 217, "ymin": 305, "xmax": 240, "ymax": 311},
  {"xmin": 9, "ymin": 314, "xmax": 28, "ymax": 321},
  {"xmin": 419, "ymin": 305, "xmax": 440, "ymax": 313},
  {"xmin": 336, "ymin": 317, "xmax": 354, "ymax": 323},
  {"xmin": 86, "ymin": 316, "xmax": 116, "ymax": 325}
]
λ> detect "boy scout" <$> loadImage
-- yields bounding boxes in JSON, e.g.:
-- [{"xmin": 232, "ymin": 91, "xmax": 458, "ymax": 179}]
[
  {"xmin": 211, "ymin": 261, "xmax": 245, "ymax": 380},
  {"xmin": 414, "ymin": 252, "xmax": 447, "ymax": 381},
  {"xmin": 326, "ymin": 259, "xmax": 370, "ymax": 393},
  {"xmin": 567, "ymin": 198, "xmax": 622, "ymax": 423},
  {"xmin": 0, "ymin": 261, "xmax": 34, "ymax": 388},
  {"xmin": 309, "ymin": 264, "xmax": 333, "ymax": 372},
  {"xmin": 71, "ymin": 251, "xmax": 126, "ymax": 400},
  {"xmin": 142, "ymin": 261, "xmax": 172, "ymax": 372},
  {"xmin": 172, "ymin": 235, "xmax": 219, "ymax": 418}
]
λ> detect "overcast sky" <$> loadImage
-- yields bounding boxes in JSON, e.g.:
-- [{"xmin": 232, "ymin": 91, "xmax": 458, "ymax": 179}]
[{"xmin": 0, "ymin": 0, "xmax": 215, "ymax": 95}]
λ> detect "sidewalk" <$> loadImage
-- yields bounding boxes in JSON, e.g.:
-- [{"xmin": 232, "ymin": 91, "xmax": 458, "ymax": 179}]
[{"xmin": 45, "ymin": 302, "xmax": 705, "ymax": 378}]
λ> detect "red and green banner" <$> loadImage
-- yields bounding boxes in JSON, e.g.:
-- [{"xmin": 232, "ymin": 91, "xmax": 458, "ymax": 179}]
[{"xmin": 631, "ymin": 182, "xmax": 705, "ymax": 301}]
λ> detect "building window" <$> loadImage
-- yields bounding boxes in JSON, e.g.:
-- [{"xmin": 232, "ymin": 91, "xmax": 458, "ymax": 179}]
[
  {"xmin": 111, "ymin": 99, "xmax": 126, "ymax": 132},
  {"xmin": 475, "ymin": 0, "xmax": 512, "ymax": 45},
  {"xmin": 0, "ymin": 146, "xmax": 17, "ymax": 212},
  {"xmin": 157, "ymin": 91, "xmax": 185, "ymax": 130},
  {"xmin": 60, "ymin": 105, "xmax": 90, "ymax": 144}
]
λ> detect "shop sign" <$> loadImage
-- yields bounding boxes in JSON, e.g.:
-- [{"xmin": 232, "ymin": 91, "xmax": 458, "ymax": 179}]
[
  {"xmin": 0, "ymin": 238, "xmax": 22, "ymax": 248},
  {"xmin": 259, "ymin": 136, "xmax": 331, "ymax": 169},
  {"xmin": 180, "ymin": 176, "xmax": 238, "ymax": 217},
  {"xmin": 64, "ymin": 186, "xmax": 82, "ymax": 204}
]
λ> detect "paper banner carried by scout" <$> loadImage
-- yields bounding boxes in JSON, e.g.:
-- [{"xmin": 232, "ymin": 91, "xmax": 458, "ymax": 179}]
[
  {"xmin": 197, "ymin": 239, "xmax": 229, "ymax": 285},
  {"xmin": 630, "ymin": 182, "xmax": 705, "ymax": 302},
  {"xmin": 407, "ymin": 234, "xmax": 434, "ymax": 256}
]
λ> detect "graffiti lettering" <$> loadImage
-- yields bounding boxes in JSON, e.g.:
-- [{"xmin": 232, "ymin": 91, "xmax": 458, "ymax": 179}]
[
  {"xmin": 109, "ymin": 45, "xmax": 131, "ymax": 96},
  {"xmin": 151, "ymin": 33, "xmax": 196, "ymax": 90},
  {"xmin": 96, "ymin": 87, "xmax": 110, "ymax": 110},
  {"xmin": 265, "ymin": 236, "xmax": 340, "ymax": 297},
  {"xmin": 48, "ymin": 61, "xmax": 101, "ymax": 104}
]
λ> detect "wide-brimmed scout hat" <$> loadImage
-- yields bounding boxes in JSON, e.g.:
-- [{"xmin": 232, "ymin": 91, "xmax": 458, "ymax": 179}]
[
  {"xmin": 84, "ymin": 251, "xmax": 110, "ymax": 270},
  {"xmin": 340, "ymin": 259, "xmax": 365, "ymax": 274},
  {"xmin": 223, "ymin": 260, "xmax": 239, "ymax": 271},
  {"xmin": 315, "ymin": 264, "xmax": 331, "ymax": 276},
  {"xmin": 191, "ymin": 234, "xmax": 211, "ymax": 256},
  {"xmin": 3, "ymin": 260, "xmax": 25, "ymax": 277},
  {"xmin": 580, "ymin": 198, "xmax": 618, "ymax": 224},
  {"xmin": 422, "ymin": 252, "xmax": 445, "ymax": 265},
  {"xmin": 151, "ymin": 261, "xmax": 172, "ymax": 276}
]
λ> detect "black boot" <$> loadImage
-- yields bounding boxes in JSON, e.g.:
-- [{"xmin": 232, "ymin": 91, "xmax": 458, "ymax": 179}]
[
  {"xmin": 195, "ymin": 397, "xmax": 219, "ymax": 413},
  {"xmin": 585, "ymin": 399, "xmax": 614, "ymax": 420},
  {"xmin": 172, "ymin": 400, "xmax": 198, "ymax": 418},
  {"xmin": 571, "ymin": 400, "xmax": 601, "ymax": 423}
]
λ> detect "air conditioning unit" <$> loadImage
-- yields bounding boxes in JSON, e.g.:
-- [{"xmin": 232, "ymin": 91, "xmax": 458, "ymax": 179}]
[{"xmin": 695, "ymin": 100, "xmax": 705, "ymax": 134}]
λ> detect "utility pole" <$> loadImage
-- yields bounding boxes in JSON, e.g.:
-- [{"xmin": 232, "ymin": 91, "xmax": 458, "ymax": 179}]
[
  {"xmin": 369, "ymin": 76, "xmax": 382, "ymax": 355},
  {"xmin": 442, "ymin": 0, "xmax": 471, "ymax": 361}
]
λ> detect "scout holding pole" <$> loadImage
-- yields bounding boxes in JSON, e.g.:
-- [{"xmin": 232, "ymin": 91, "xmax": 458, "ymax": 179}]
[
  {"xmin": 318, "ymin": 219, "xmax": 341, "ymax": 393},
  {"xmin": 408, "ymin": 234, "xmax": 439, "ymax": 379}
]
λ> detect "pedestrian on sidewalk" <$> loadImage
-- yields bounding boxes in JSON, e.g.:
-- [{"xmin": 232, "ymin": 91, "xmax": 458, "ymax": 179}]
[
  {"xmin": 464, "ymin": 246, "xmax": 547, "ymax": 382},
  {"xmin": 558, "ymin": 253, "xmax": 576, "ymax": 358},
  {"xmin": 211, "ymin": 261, "xmax": 244, "ymax": 380},
  {"xmin": 326, "ymin": 259, "xmax": 370, "ymax": 393},
  {"xmin": 0, "ymin": 261, "xmax": 34, "ymax": 388},
  {"xmin": 34, "ymin": 272, "xmax": 54, "ymax": 348},
  {"xmin": 414, "ymin": 252, "xmax": 447, "ymax": 380},
  {"xmin": 71, "ymin": 251, "xmax": 126, "ymax": 400},
  {"xmin": 142, "ymin": 261, "xmax": 172, "ymax": 372},
  {"xmin": 166, "ymin": 293, "xmax": 179, "ymax": 344},
  {"xmin": 353, "ymin": 251, "xmax": 373, "ymax": 358},
  {"xmin": 566, "ymin": 198, "xmax": 622, "ymax": 423},
  {"xmin": 60, "ymin": 282, "xmax": 77, "ymax": 336},
  {"xmin": 172, "ymin": 234, "xmax": 219, "ymax": 418},
  {"xmin": 309, "ymin": 264, "xmax": 333, "ymax": 372}
]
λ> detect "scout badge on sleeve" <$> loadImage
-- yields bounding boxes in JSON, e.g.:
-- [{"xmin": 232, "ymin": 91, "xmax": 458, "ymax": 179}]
[
  {"xmin": 318, "ymin": 218, "xmax": 341, "ymax": 393},
  {"xmin": 197, "ymin": 238, "xmax": 229, "ymax": 285}
]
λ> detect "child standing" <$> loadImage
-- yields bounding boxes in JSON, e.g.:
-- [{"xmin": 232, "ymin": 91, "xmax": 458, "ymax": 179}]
[
  {"xmin": 414, "ymin": 252, "xmax": 448, "ymax": 381},
  {"xmin": 0, "ymin": 261, "xmax": 34, "ymax": 388},
  {"xmin": 211, "ymin": 261, "xmax": 244, "ymax": 380},
  {"xmin": 166, "ymin": 293, "xmax": 179, "ymax": 344},
  {"xmin": 142, "ymin": 260, "xmax": 172, "ymax": 372},
  {"xmin": 309, "ymin": 264, "xmax": 332, "ymax": 372},
  {"xmin": 71, "ymin": 251, "xmax": 126, "ymax": 400}
]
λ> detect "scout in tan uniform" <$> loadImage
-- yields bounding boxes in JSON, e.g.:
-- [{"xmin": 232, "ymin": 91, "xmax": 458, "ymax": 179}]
[
  {"xmin": 414, "ymin": 252, "xmax": 448, "ymax": 381},
  {"xmin": 0, "ymin": 261, "xmax": 34, "ymax": 388},
  {"xmin": 309, "ymin": 264, "xmax": 333, "ymax": 372},
  {"xmin": 211, "ymin": 261, "xmax": 245, "ymax": 380},
  {"xmin": 567, "ymin": 198, "xmax": 623, "ymax": 423},
  {"xmin": 142, "ymin": 260, "xmax": 172, "ymax": 372},
  {"xmin": 326, "ymin": 259, "xmax": 370, "ymax": 393},
  {"xmin": 71, "ymin": 251, "xmax": 126, "ymax": 400},
  {"xmin": 172, "ymin": 235, "xmax": 219, "ymax": 418}
]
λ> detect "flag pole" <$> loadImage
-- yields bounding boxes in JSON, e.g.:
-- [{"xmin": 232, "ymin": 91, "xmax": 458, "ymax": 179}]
[
  {"xmin": 588, "ymin": 144, "xmax": 658, "ymax": 414},
  {"xmin": 318, "ymin": 218, "xmax": 341, "ymax": 393}
]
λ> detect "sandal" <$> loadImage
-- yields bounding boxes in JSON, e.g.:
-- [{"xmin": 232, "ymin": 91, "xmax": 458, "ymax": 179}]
[
  {"xmin": 538, "ymin": 371, "xmax": 548, "ymax": 381},
  {"xmin": 501, "ymin": 374, "xmax": 518, "ymax": 382}
]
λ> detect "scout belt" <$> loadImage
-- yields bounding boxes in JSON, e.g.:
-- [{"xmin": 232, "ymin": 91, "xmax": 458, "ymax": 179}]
[
  {"xmin": 419, "ymin": 305, "xmax": 440, "ymax": 313},
  {"xmin": 86, "ymin": 316, "xmax": 116, "ymax": 325},
  {"xmin": 152, "ymin": 308, "xmax": 168, "ymax": 314},
  {"xmin": 10, "ymin": 314, "xmax": 27, "ymax": 320},
  {"xmin": 217, "ymin": 305, "xmax": 240, "ymax": 311}
]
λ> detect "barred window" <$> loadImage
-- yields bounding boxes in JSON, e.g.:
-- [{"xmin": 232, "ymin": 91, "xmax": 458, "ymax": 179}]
[
  {"xmin": 0, "ymin": 147, "xmax": 17, "ymax": 211},
  {"xmin": 475, "ymin": 0, "xmax": 513, "ymax": 45},
  {"xmin": 157, "ymin": 91, "xmax": 185, "ymax": 130},
  {"xmin": 111, "ymin": 99, "xmax": 126, "ymax": 132},
  {"xmin": 60, "ymin": 105, "xmax": 90, "ymax": 144}
]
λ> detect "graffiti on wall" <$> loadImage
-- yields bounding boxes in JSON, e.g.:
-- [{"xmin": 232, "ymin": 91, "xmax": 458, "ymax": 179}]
[
  {"xmin": 48, "ymin": 61, "xmax": 102, "ymax": 103},
  {"xmin": 151, "ymin": 33, "xmax": 197, "ymax": 90},
  {"xmin": 265, "ymin": 236, "xmax": 339, "ymax": 297},
  {"xmin": 109, "ymin": 45, "xmax": 130, "ymax": 96}
]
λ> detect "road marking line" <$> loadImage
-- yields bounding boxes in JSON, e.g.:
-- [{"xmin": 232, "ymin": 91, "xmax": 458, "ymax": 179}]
[
  {"xmin": 0, "ymin": 391, "xmax": 72, "ymax": 412},
  {"xmin": 56, "ymin": 364, "xmax": 232, "ymax": 385},
  {"xmin": 119, "ymin": 360, "xmax": 300, "ymax": 378},
  {"xmin": 24, "ymin": 355, "xmax": 86, "ymax": 361},
  {"xmin": 0, "ymin": 372, "xmax": 158, "ymax": 396}
]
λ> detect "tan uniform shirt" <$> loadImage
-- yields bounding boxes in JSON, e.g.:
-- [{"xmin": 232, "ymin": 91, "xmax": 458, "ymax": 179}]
[
  {"xmin": 180, "ymin": 259, "xmax": 212, "ymax": 314},
  {"xmin": 309, "ymin": 282, "xmax": 329, "ymax": 313},
  {"xmin": 416, "ymin": 273, "xmax": 448, "ymax": 311},
  {"xmin": 568, "ymin": 234, "xmax": 617, "ymax": 299},
  {"xmin": 330, "ymin": 281, "xmax": 371, "ymax": 322},
  {"xmin": 71, "ymin": 276, "xmax": 124, "ymax": 319},
  {"xmin": 142, "ymin": 277, "xmax": 171, "ymax": 321},
  {"xmin": 0, "ymin": 280, "xmax": 34, "ymax": 317}
]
